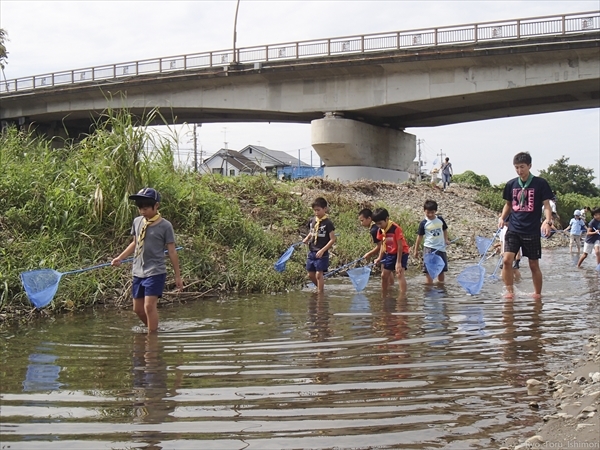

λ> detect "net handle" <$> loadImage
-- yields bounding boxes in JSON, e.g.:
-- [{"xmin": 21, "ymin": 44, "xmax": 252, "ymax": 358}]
[
  {"xmin": 324, "ymin": 257, "xmax": 365, "ymax": 279},
  {"xmin": 430, "ymin": 237, "xmax": 461, "ymax": 255},
  {"xmin": 61, "ymin": 247, "xmax": 183, "ymax": 275},
  {"xmin": 477, "ymin": 230, "xmax": 501, "ymax": 265}
]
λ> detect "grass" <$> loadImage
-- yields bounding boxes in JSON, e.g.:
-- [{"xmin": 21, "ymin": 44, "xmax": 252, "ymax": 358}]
[{"xmin": 0, "ymin": 109, "xmax": 420, "ymax": 324}]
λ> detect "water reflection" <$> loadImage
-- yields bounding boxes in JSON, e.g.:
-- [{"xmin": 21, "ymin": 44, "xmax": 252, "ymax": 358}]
[
  {"xmin": 22, "ymin": 346, "xmax": 63, "ymax": 392},
  {"xmin": 131, "ymin": 333, "xmax": 182, "ymax": 448},
  {"xmin": 501, "ymin": 300, "xmax": 543, "ymax": 388}
]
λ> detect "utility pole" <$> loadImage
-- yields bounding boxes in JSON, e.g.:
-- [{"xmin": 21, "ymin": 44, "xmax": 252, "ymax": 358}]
[
  {"xmin": 437, "ymin": 149, "xmax": 446, "ymax": 164},
  {"xmin": 416, "ymin": 139, "xmax": 424, "ymax": 178},
  {"xmin": 232, "ymin": 0, "xmax": 241, "ymax": 64},
  {"xmin": 193, "ymin": 123, "xmax": 198, "ymax": 172}
]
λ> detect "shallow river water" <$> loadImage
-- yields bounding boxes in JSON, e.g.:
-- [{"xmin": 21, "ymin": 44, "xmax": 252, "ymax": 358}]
[{"xmin": 1, "ymin": 247, "xmax": 599, "ymax": 450}]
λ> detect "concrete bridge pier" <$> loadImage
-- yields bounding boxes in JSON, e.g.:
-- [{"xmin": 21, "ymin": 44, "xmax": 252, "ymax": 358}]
[{"xmin": 311, "ymin": 114, "xmax": 416, "ymax": 183}]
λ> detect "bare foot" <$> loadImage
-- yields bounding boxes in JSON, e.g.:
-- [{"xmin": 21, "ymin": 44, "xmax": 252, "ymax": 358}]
[
  {"xmin": 531, "ymin": 293, "xmax": 542, "ymax": 299},
  {"xmin": 503, "ymin": 292, "xmax": 515, "ymax": 299}
]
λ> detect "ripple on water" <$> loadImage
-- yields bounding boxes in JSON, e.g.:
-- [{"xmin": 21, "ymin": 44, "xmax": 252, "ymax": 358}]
[{"xmin": 1, "ymin": 247, "xmax": 598, "ymax": 449}]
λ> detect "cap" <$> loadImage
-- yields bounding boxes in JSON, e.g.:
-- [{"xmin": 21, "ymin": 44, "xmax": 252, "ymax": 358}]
[
  {"xmin": 574, "ymin": 210, "xmax": 581, "ymax": 216},
  {"xmin": 129, "ymin": 187, "xmax": 161, "ymax": 202}
]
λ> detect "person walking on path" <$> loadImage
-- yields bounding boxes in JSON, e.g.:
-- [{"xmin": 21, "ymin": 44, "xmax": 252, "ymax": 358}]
[
  {"xmin": 498, "ymin": 152, "xmax": 554, "ymax": 299},
  {"xmin": 413, "ymin": 200, "xmax": 450, "ymax": 284},
  {"xmin": 111, "ymin": 187, "xmax": 183, "ymax": 333},
  {"xmin": 302, "ymin": 197, "xmax": 336, "ymax": 293},
  {"xmin": 373, "ymin": 208, "xmax": 409, "ymax": 296},
  {"xmin": 576, "ymin": 207, "xmax": 600, "ymax": 268},
  {"xmin": 440, "ymin": 157, "xmax": 453, "ymax": 191}
]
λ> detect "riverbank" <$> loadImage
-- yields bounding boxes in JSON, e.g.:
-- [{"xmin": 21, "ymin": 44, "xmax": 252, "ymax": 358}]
[{"xmin": 506, "ymin": 334, "xmax": 600, "ymax": 450}]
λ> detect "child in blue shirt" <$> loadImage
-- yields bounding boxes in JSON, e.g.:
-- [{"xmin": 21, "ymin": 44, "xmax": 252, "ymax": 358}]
[
  {"xmin": 564, "ymin": 210, "xmax": 586, "ymax": 254},
  {"xmin": 413, "ymin": 200, "xmax": 450, "ymax": 284}
]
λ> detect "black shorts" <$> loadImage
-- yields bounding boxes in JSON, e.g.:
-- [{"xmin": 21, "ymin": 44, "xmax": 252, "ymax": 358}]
[{"xmin": 504, "ymin": 230, "xmax": 542, "ymax": 260}]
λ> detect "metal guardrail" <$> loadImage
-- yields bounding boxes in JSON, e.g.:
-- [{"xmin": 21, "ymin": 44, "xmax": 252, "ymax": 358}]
[{"xmin": 1, "ymin": 11, "xmax": 598, "ymax": 95}]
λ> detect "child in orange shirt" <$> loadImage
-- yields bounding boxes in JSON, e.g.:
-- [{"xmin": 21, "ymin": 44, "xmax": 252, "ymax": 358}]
[{"xmin": 373, "ymin": 208, "xmax": 409, "ymax": 295}]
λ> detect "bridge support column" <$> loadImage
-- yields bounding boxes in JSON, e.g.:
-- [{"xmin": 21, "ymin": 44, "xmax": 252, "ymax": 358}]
[{"xmin": 311, "ymin": 115, "xmax": 416, "ymax": 182}]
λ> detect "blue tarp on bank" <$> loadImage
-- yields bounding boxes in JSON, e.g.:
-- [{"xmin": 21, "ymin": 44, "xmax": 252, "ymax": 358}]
[{"xmin": 277, "ymin": 166, "xmax": 324, "ymax": 180}]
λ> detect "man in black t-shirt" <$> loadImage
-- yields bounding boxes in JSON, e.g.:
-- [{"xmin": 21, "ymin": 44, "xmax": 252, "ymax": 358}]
[{"xmin": 499, "ymin": 152, "xmax": 553, "ymax": 299}]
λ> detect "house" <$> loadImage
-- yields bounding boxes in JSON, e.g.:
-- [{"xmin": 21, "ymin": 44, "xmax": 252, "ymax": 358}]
[
  {"xmin": 238, "ymin": 145, "xmax": 311, "ymax": 175},
  {"xmin": 200, "ymin": 149, "xmax": 264, "ymax": 176}
]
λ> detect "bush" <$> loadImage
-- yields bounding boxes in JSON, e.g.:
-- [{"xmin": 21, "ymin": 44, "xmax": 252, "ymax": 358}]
[
  {"xmin": 475, "ymin": 187, "xmax": 505, "ymax": 213},
  {"xmin": 555, "ymin": 192, "xmax": 600, "ymax": 226},
  {"xmin": 452, "ymin": 171, "xmax": 491, "ymax": 188}
]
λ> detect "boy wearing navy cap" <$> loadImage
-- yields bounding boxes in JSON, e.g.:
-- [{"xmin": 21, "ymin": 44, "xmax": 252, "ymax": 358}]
[{"xmin": 111, "ymin": 187, "xmax": 183, "ymax": 333}]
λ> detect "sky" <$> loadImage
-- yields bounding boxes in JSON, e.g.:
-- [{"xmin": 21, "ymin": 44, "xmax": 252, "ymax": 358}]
[{"xmin": 1, "ymin": 1, "xmax": 599, "ymax": 185}]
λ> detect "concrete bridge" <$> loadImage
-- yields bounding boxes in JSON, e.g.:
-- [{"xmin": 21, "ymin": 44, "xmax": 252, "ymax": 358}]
[{"xmin": 1, "ymin": 11, "xmax": 599, "ymax": 181}]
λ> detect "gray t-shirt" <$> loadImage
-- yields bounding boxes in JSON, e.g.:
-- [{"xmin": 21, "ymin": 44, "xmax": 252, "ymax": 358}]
[{"xmin": 130, "ymin": 216, "xmax": 176, "ymax": 278}]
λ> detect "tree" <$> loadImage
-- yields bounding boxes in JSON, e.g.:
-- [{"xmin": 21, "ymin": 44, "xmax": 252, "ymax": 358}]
[
  {"xmin": 0, "ymin": 28, "xmax": 8, "ymax": 69},
  {"xmin": 452, "ymin": 170, "xmax": 491, "ymax": 188},
  {"xmin": 538, "ymin": 156, "xmax": 600, "ymax": 197}
]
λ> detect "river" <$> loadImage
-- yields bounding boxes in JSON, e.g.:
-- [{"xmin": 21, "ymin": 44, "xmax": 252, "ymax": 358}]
[{"xmin": 1, "ymin": 247, "xmax": 599, "ymax": 449}]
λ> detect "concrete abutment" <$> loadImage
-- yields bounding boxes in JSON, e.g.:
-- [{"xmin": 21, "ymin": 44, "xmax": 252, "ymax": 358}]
[{"xmin": 311, "ymin": 116, "xmax": 416, "ymax": 182}]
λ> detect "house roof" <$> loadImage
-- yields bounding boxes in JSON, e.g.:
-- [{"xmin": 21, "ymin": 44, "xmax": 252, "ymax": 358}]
[
  {"xmin": 203, "ymin": 149, "xmax": 264, "ymax": 173},
  {"xmin": 240, "ymin": 145, "xmax": 311, "ymax": 167}
]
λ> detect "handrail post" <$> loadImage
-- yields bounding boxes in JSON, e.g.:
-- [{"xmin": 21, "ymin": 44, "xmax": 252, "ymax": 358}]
[
  {"xmin": 296, "ymin": 41, "xmax": 299, "ymax": 59},
  {"xmin": 327, "ymin": 39, "xmax": 331, "ymax": 56},
  {"xmin": 562, "ymin": 15, "xmax": 566, "ymax": 34},
  {"xmin": 92, "ymin": 67, "xmax": 95, "ymax": 81},
  {"xmin": 159, "ymin": 58, "xmax": 163, "ymax": 73},
  {"xmin": 361, "ymin": 35, "xmax": 364, "ymax": 53},
  {"xmin": 136, "ymin": 61, "xmax": 139, "ymax": 76},
  {"xmin": 209, "ymin": 52, "xmax": 213, "ymax": 67},
  {"xmin": 113, "ymin": 64, "xmax": 117, "ymax": 79},
  {"xmin": 397, "ymin": 31, "xmax": 400, "ymax": 49},
  {"xmin": 266, "ymin": 45, "xmax": 269, "ymax": 62},
  {"xmin": 517, "ymin": 19, "xmax": 521, "ymax": 38},
  {"xmin": 71, "ymin": 70, "xmax": 74, "ymax": 85},
  {"xmin": 434, "ymin": 28, "xmax": 438, "ymax": 45},
  {"xmin": 474, "ymin": 24, "xmax": 478, "ymax": 42},
  {"xmin": 184, "ymin": 55, "xmax": 187, "ymax": 70}
]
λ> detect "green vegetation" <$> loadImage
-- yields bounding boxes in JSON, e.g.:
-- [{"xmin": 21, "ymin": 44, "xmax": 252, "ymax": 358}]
[
  {"xmin": 539, "ymin": 156, "xmax": 600, "ymax": 197},
  {"xmin": 452, "ymin": 171, "xmax": 491, "ymax": 189},
  {"xmin": 0, "ymin": 111, "xmax": 419, "ymax": 322},
  {"xmin": 0, "ymin": 28, "xmax": 7, "ymax": 69}
]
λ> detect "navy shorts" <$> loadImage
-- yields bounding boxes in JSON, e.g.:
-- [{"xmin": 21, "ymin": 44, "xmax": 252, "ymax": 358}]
[
  {"xmin": 504, "ymin": 230, "xmax": 542, "ymax": 260},
  {"xmin": 423, "ymin": 247, "xmax": 448, "ymax": 273},
  {"xmin": 381, "ymin": 253, "xmax": 408, "ymax": 271},
  {"xmin": 132, "ymin": 273, "xmax": 167, "ymax": 299},
  {"xmin": 306, "ymin": 251, "xmax": 330, "ymax": 273}
]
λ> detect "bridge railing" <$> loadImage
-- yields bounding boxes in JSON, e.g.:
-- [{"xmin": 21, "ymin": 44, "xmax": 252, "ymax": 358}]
[{"xmin": 1, "ymin": 11, "xmax": 598, "ymax": 95}]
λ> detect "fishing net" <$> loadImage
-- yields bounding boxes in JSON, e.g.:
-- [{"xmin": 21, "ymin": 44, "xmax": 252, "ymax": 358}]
[
  {"xmin": 423, "ymin": 253, "xmax": 445, "ymax": 280},
  {"xmin": 457, "ymin": 264, "xmax": 486, "ymax": 295},
  {"xmin": 475, "ymin": 236, "xmax": 494, "ymax": 256},
  {"xmin": 20, "ymin": 269, "xmax": 63, "ymax": 309},
  {"xmin": 274, "ymin": 243, "xmax": 300, "ymax": 272},
  {"xmin": 347, "ymin": 265, "xmax": 372, "ymax": 292}
]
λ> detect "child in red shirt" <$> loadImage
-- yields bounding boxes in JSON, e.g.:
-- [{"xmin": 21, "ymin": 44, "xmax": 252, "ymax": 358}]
[{"xmin": 373, "ymin": 208, "xmax": 409, "ymax": 296}]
